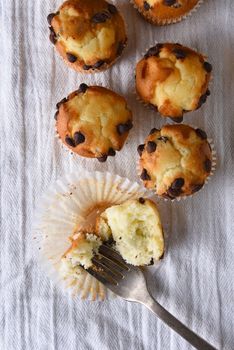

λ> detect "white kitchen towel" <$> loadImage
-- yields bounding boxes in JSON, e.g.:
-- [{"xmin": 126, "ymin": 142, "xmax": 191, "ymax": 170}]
[{"xmin": 1, "ymin": 0, "xmax": 234, "ymax": 349}]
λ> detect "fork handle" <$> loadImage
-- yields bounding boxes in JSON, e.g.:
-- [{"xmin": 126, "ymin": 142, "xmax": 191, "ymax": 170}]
[{"xmin": 144, "ymin": 297, "xmax": 216, "ymax": 350}]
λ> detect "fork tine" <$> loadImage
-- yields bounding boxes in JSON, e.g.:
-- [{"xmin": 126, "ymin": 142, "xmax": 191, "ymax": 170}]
[
  {"xmin": 98, "ymin": 252, "xmax": 128, "ymax": 272},
  {"xmin": 87, "ymin": 266, "xmax": 118, "ymax": 285},
  {"xmin": 99, "ymin": 245, "xmax": 130, "ymax": 271},
  {"xmin": 92, "ymin": 256, "xmax": 124, "ymax": 280}
]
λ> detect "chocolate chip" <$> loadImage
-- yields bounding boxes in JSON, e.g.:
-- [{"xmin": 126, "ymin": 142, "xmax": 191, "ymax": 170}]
[
  {"xmin": 106, "ymin": 236, "xmax": 114, "ymax": 245},
  {"xmin": 169, "ymin": 116, "xmax": 183, "ymax": 123},
  {"xmin": 83, "ymin": 64, "xmax": 92, "ymax": 70},
  {"xmin": 139, "ymin": 197, "xmax": 145, "ymax": 204},
  {"xmin": 162, "ymin": 192, "xmax": 175, "ymax": 200},
  {"xmin": 117, "ymin": 41, "xmax": 125, "ymax": 56},
  {"xmin": 157, "ymin": 136, "xmax": 168, "ymax": 143},
  {"xmin": 173, "ymin": 48, "xmax": 186, "ymax": 59},
  {"xmin": 93, "ymin": 60, "xmax": 105, "ymax": 69},
  {"xmin": 140, "ymin": 169, "xmax": 151, "ymax": 181},
  {"xmin": 74, "ymin": 132, "xmax": 85, "ymax": 145},
  {"xmin": 108, "ymin": 4, "xmax": 118, "ymax": 14},
  {"xmin": 49, "ymin": 26, "xmax": 55, "ymax": 34},
  {"xmin": 137, "ymin": 144, "xmax": 145, "ymax": 156},
  {"xmin": 192, "ymin": 184, "xmax": 204, "ymax": 193},
  {"xmin": 66, "ymin": 53, "xmax": 77, "ymax": 63},
  {"xmin": 146, "ymin": 141, "xmax": 157, "ymax": 153},
  {"xmin": 203, "ymin": 62, "xmax": 212, "ymax": 73},
  {"xmin": 171, "ymin": 178, "xmax": 184, "ymax": 189},
  {"xmin": 92, "ymin": 12, "xmax": 111, "ymax": 23},
  {"xmin": 117, "ymin": 120, "xmax": 133, "ymax": 135},
  {"xmin": 206, "ymin": 89, "xmax": 211, "ymax": 96},
  {"xmin": 148, "ymin": 258, "xmax": 154, "ymax": 265},
  {"xmin": 144, "ymin": 44, "xmax": 163, "ymax": 58},
  {"xmin": 149, "ymin": 103, "xmax": 158, "ymax": 112},
  {"xmin": 195, "ymin": 128, "xmax": 207, "ymax": 140},
  {"xmin": 204, "ymin": 159, "xmax": 212, "ymax": 172},
  {"xmin": 56, "ymin": 97, "xmax": 67, "ymax": 109},
  {"xmin": 108, "ymin": 148, "xmax": 116, "ymax": 156},
  {"xmin": 47, "ymin": 13, "xmax": 56, "ymax": 25},
  {"xmin": 65, "ymin": 136, "xmax": 76, "ymax": 148},
  {"xmin": 149, "ymin": 128, "xmax": 159, "ymax": 135},
  {"xmin": 143, "ymin": 1, "xmax": 151, "ymax": 10},
  {"xmin": 168, "ymin": 187, "xmax": 182, "ymax": 197},
  {"xmin": 163, "ymin": 0, "xmax": 176, "ymax": 5},
  {"xmin": 49, "ymin": 27, "xmax": 57, "ymax": 45},
  {"xmin": 197, "ymin": 94, "xmax": 207, "ymax": 109},
  {"xmin": 78, "ymin": 83, "xmax": 88, "ymax": 93},
  {"xmin": 54, "ymin": 111, "xmax": 59, "ymax": 120},
  {"xmin": 97, "ymin": 155, "xmax": 108, "ymax": 163}
]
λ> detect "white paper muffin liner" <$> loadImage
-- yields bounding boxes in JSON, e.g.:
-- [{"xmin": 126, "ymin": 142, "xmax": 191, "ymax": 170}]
[
  {"xmin": 130, "ymin": 0, "xmax": 203, "ymax": 26},
  {"xmin": 137, "ymin": 125, "xmax": 217, "ymax": 202},
  {"xmin": 33, "ymin": 170, "xmax": 167, "ymax": 300}
]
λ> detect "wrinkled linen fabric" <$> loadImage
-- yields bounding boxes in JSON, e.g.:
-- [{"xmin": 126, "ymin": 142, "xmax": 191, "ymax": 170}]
[{"xmin": 0, "ymin": 0, "xmax": 234, "ymax": 349}]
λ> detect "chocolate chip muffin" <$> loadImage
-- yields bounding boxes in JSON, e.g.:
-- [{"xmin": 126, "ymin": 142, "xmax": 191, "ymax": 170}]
[
  {"xmin": 132, "ymin": 0, "xmax": 201, "ymax": 25},
  {"xmin": 96, "ymin": 198, "xmax": 164, "ymax": 266},
  {"xmin": 138, "ymin": 124, "xmax": 213, "ymax": 199},
  {"xmin": 55, "ymin": 84, "xmax": 133, "ymax": 161},
  {"xmin": 47, "ymin": 0, "xmax": 127, "ymax": 73},
  {"xmin": 136, "ymin": 43, "xmax": 212, "ymax": 122}
]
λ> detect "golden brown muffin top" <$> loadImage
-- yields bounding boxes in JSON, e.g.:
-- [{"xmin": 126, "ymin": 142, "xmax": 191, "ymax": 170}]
[
  {"xmin": 136, "ymin": 43, "xmax": 212, "ymax": 121},
  {"xmin": 138, "ymin": 124, "xmax": 213, "ymax": 198},
  {"xmin": 133, "ymin": 0, "xmax": 200, "ymax": 23},
  {"xmin": 48, "ymin": 0, "xmax": 127, "ymax": 71},
  {"xmin": 55, "ymin": 85, "xmax": 133, "ymax": 162}
]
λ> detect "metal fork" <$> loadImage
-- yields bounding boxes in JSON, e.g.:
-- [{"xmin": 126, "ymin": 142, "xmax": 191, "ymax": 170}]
[{"xmin": 87, "ymin": 244, "xmax": 216, "ymax": 350}]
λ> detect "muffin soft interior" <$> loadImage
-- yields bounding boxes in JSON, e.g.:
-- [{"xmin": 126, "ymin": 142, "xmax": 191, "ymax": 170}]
[
  {"xmin": 97, "ymin": 199, "xmax": 164, "ymax": 266},
  {"xmin": 62, "ymin": 232, "xmax": 102, "ymax": 270},
  {"xmin": 60, "ymin": 199, "xmax": 164, "ymax": 276}
]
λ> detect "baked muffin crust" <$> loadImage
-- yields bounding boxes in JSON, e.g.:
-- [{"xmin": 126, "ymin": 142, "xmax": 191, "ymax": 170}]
[
  {"xmin": 136, "ymin": 43, "xmax": 212, "ymax": 122},
  {"xmin": 138, "ymin": 124, "xmax": 213, "ymax": 198},
  {"xmin": 56, "ymin": 85, "xmax": 133, "ymax": 161},
  {"xmin": 133, "ymin": 0, "xmax": 200, "ymax": 24},
  {"xmin": 48, "ymin": 0, "xmax": 127, "ymax": 72}
]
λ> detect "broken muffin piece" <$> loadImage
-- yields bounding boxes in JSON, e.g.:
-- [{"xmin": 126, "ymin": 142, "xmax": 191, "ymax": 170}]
[
  {"xmin": 96, "ymin": 198, "xmax": 164, "ymax": 266},
  {"xmin": 61, "ymin": 232, "xmax": 102, "ymax": 270}
]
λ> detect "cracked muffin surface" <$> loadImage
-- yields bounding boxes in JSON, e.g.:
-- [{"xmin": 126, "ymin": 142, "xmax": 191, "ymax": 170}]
[
  {"xmin": 132, "ymin": 0, "xmax": 200, "ymax": 25},
  {"xmin": 55, "ymin": 84, "xmax": 133, "ymax": 162},
  {"xmin": 138, "ymin": 124, "xmax": 213, "ymax": 199},
  {"xmin": 48, "ymin": 0, "xmax": 127, "ymax": 72},
  {"xmin": 136, "ymin": 43, "xmax": 212, "ymax": 122}
]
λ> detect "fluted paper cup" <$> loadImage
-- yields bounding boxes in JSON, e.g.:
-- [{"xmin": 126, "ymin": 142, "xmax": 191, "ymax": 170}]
[{"xmin": 33, "ymin": 171, "xmax": 152, "ymax": 300}]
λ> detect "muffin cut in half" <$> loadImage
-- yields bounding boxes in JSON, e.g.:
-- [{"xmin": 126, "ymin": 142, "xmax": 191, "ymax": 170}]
[
  {"xmin": 132, "ymin": 0, "xmax": 202, "ymax": 26},
  {"xmin": 55, "ymin": 84, "xmax": 133, "ymax": 162},
  {"xmin": 136, "ymin": 43, "xmax": 212, "ymax": 123},
  {"xmin": 47, "ymin": 0, "xmax": 127, "ymax": 73},
  {"xmin": 138, "ymin": 124, "xmax": 213, "ymax": 199},
  {"xmin": 96, "ymin": 198, "xmax": 164, "ymax": 266}
]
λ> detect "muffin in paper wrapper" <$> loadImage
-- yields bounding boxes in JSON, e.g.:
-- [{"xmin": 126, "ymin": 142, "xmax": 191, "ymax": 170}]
[
  {"xmin": 33, "ymin": 171, "xmax": 168, "ymax": 300},
  {"xmin": 137, "ymin": 125, "xmax": 217, "ymax": 202},
  {"xmin": 130, "ymin": 0, "xmax": 204, "ymax": 26}
]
